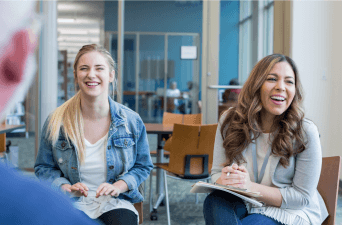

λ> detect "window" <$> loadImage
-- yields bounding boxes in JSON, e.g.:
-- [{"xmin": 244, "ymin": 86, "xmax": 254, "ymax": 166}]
[
  {"xmin": 238, "ymin": 1, "xmax": 252, "ymax": 85},
  {"xmin": 238, "ymin": 0, "xmax": 274, "ymax": 84},
  {"xmin": 263, "ymin": 0, "xmax": 274, "ymax": 56}
]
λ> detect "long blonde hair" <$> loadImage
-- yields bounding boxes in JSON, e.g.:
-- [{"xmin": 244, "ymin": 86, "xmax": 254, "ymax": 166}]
[{"xmin": 47, "ymin": 44, "xmax": 117, "ymax": 163}]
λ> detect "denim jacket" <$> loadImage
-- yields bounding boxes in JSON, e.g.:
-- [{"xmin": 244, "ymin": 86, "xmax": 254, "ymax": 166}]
[{"xmin": 34, "ymin": 97, "xmax": 153, "ymax": 204}]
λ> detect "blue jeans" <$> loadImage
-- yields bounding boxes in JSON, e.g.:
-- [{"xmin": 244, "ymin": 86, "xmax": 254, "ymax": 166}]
[{"xmin": 203, "ymin": 191, "xmax": 284, "ymax": 225}]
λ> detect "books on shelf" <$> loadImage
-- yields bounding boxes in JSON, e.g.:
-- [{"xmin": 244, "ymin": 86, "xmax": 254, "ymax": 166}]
[{"xmin": 190, "ymin": 181, "xmax": 263, "ymax": 207}]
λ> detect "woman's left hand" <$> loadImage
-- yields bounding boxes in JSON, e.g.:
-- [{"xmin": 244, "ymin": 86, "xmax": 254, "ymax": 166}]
[{"xmin": 96, "ymin": 183, "xmax": 121, "ymax": 198}]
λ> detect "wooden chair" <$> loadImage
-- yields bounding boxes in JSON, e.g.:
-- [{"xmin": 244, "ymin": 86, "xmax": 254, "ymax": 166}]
[
  {"xmin": 150, "ymin": 112, "xmax": 201, "ymax": 157},
  {"xmin": 318, "ymin": 156, "xmax": 341, "ymax": 225},
  {"xmin": 162, "ymin": 112, "xmax": 183, "ymax": 125},
  {"xmin": 149, "ymin": 123, "xmax": 218, "ymax": 225},
  {"xmin": 133, "ymin": 183, "xmax": 144, "ymax": 224},
  {"xmin": 183, "ymin": 113, "xmax": 202, "ymax": 125},
  {"xmin": 133, "ymin": 202, "xmax": 143, "ymax": 224}
]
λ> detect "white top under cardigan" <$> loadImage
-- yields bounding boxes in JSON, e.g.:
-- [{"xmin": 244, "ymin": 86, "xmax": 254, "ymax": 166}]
[
  {"xmin": 244, "ymin": 132, "xmax": 310, "ymax": 225},
  {"xmin": 73, "ymin": 134, "xmax": 138, "ymax": 221}
]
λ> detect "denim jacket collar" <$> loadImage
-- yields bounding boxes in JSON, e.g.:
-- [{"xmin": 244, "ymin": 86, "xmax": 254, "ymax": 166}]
[{"xmin": 108, "ymin": 96, "xmax": 127, "ymax": 127}]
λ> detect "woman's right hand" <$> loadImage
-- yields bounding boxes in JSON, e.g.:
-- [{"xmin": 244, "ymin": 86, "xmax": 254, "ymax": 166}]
[
  {"xmin": 61, "ymin": 182, "xmax": 89, "ymax": 197},
  {"xmin": 219, "ymin": 163, "xmax": 245, "ymax": 186}
]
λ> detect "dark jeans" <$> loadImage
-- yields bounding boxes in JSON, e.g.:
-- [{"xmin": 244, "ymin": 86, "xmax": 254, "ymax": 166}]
[
  {"xmin": 80, "ymin": 208, "xmax": 138, "ymax": 225},
  {"xmin": 203, "ymin": 191, "xmax": 283, "ymax": 225}
]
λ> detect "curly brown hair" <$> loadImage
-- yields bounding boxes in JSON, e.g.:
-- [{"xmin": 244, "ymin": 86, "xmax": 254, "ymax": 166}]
[{"xmin": 221, "ymin": 54, "xmax": 307, "ymax": 168}]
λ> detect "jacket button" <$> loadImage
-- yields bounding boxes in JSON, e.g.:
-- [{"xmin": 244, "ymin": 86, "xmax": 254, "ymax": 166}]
[
  {"xmin": 109, "ymin": 179, "xmax": 114, "ymax": 183},
  {"xmin": 107, "ymin": 145, "xmax": 111, "ymax": 150},
  {"xmin": 109, "ymin": 165, "xmax": 114, "ymax": 170},
  {"xmin": 61, "ymin": 142, "xmax": 66, "ymax": 148}
]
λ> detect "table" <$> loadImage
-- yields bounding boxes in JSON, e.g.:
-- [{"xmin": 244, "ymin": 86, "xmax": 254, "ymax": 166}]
[
  {"xmin": 0, "ymin": 124, "xmax": 25, "ymax": 152},
  {"xmin": 145, "ymin": 123, "xmax": 173, "ymax": 213}
]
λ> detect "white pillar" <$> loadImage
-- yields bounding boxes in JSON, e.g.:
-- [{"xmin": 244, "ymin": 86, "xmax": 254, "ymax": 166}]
[
  {"xmin": 117, "ymin": 0, "xmax": 125, "ymax": 103},
  {"xmin": 201, "ymin": 0, "xmax": 220, "ymax": 124},
  {"xmin": 39, "ymin": 1, "xmax": 58, "ymax": 131}
]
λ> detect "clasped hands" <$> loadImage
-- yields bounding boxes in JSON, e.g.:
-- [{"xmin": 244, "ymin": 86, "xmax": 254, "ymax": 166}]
[
  {"xmin": 219, "ymin": 163, "xmax": 252, "ymax": 190},
  {"xmin": 61, "ymin": 182, "xmax": 121, "ymax": 198}
]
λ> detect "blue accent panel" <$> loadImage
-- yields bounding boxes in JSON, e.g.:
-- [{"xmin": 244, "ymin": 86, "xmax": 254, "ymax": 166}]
[
  {"xmin": 219, "ymin": 1, "xmax": 240, "ymax": 86},
  {"xmin": 105, "ymin": 1, "xmax": 203, "ymax": 33}
]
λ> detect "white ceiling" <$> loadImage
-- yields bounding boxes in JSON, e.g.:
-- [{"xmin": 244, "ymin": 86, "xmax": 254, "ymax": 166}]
[{"xmin": 57, "ymin": 1, "xmax": 104, "ymax": 62}]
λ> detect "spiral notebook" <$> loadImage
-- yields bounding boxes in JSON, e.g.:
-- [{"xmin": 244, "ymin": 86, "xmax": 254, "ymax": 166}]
[{"xmin": 190, "ymin": 181, "xmax": 263, "ymax": 207}]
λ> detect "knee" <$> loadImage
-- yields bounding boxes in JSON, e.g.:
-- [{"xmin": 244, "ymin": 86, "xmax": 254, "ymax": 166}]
[
  {"xmin": 204, "ymin": 191, "xmax": 232, "ymax": 211},
  {"xmin": 204, "ymin": 191, "xmax": 245, "ymax": 210}
]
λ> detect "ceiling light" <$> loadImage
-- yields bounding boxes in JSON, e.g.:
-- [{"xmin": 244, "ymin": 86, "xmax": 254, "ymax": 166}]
[
  {"xmin": 59, "ymin": 30, "xmax": 88, "ymax": 35},
  {"xmin": 58, "ymin": 18, "xmax": 75, "ymax": 23}
]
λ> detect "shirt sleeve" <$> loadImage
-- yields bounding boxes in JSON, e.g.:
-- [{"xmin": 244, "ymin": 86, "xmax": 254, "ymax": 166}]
[
  {"xmin": 211, "ymin": 110, "xmax": 230, "ymax": 183},
  {"xmin": 117, "ymin": 117, "xmax": 153, "ymax": 193},
  {"xmin": 279, "ymin": 120, "xmax": 322, "ymax": 209}
]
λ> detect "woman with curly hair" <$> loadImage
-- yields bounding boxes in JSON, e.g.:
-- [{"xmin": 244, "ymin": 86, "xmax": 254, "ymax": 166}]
[{"xmin": 203, "ymin": 54, "xmax": 328, "ymax": 225}]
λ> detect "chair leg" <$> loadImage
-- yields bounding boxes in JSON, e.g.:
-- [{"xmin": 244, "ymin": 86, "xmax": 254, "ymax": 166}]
[
  {"xmin": 143, "ymin": 180, "xmax": 146, "ymax": 199},
  {"xmin": 206, "ymin": 178, "xmax": 210, "ymax": 196},
  {"xmin": 163, "ymin": 170, "xmax": 171, "ymax": 225},
  {"xmin": 195, "ymin": 193, "xmax": 198, "ymax": 204},
  {"xmin": 149, "ymin": 169, "xmax": 153, "ymax": 213}
]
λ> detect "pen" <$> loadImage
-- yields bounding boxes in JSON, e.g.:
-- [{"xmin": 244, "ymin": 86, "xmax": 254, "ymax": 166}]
[{"xmin": 227, "ymin": 163, "xmax": 235, "ymax": 177}]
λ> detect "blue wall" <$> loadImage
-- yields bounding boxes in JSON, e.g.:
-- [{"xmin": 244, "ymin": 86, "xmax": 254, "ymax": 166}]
[
  {"xmin": 104, "ymin": 1, "xmax": 239, "ymax": 91},
  {"xmin": 219, "ymin": 1, "xmax": 240, "ymax": 86},
  {"xmin": 105, "ymin": 1, "xmax": 203, "ymax": 33}
]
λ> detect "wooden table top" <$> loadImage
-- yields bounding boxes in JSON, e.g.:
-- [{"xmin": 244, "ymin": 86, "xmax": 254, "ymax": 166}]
[
  {"xmin": 0, "ymin": 124, "xmax": 25, "ymax": 135},
  {"xmin": 145, "ymin": 123, "xmax": 174, "ymax": 134}
]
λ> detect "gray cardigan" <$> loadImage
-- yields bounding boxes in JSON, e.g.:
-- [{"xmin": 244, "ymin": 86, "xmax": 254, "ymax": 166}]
[{"xmin": 211, "ymin": 116, "xmax": 328, "ymax": 225}]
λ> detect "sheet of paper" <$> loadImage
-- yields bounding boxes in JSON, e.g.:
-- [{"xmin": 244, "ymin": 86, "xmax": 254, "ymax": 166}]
[{"xmin": 190, "ymin": 181, "xmax": 263, "ymax": 207}]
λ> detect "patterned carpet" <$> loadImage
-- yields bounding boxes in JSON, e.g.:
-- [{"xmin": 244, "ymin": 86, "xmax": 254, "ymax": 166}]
[
  {"xmin": 142, "ymin": 174, "xmax": 206, "ymax": 225},
  {"xmin": 6, "ymin": 135, "xmax": 342, "ymax": 225}
]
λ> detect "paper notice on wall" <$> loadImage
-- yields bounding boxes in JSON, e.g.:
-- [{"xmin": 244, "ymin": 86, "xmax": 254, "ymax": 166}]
[{"xmin": 181, "ymin": 46, "xmax": 197, "ymax": 60}]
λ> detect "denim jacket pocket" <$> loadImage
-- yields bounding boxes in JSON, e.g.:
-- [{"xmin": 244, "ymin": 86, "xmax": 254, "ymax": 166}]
[
  {"xmin": 54, "ymin": 140, "xmax": 73, "ymax": 174},
  {"xmin": 113, "ymin": 137, "xmax": 135, "ymax": 166}
]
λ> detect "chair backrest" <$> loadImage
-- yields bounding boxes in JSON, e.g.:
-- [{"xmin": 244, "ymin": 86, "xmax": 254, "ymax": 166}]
[
  {"xmin": 167, "ymin": 124, "xmax": 200, "ymax": 175},
  {"xmin": 183, "ymin": 113, "xmax": 202, "ymax": 125},
  {"xmin": 197, "ymin": 124, "xmax": 218, "ymax": 174},
  {"xmin": 162, "ymin": 112, "xmax": 183, "ymax": 126},
  {"xmin": 167, "ymin": 123, "xmax": 218, "ymax": 177},
  {"xmin": 162, "ymin": 112, "xmax": 202, "ymax": 126},
  {"xmin": 318, "ymin": 156, "xmax": 341, "ymax": 225}
]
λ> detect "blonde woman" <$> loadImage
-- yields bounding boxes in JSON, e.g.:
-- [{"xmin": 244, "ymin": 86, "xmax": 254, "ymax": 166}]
[
  {"xmin": 203, "ymin": 54, "xmax": 328, "ymax": 225},
  {"xmin": 35, "ymin": 44, "xmax": 153, "ymax": 225}
]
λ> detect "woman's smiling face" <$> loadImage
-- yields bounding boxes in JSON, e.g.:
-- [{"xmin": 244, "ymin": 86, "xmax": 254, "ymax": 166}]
[
  {"xmin": 260, "ymin": 61, "xmax": 296, "ymax": 121},
  {"xmin": 75, "ymin": 51, "xmax": 114, "ymax": 99}
]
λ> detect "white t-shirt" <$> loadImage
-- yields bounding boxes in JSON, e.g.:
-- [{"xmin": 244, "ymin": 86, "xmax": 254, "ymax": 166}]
[{"xmin": 73, "ymin": 134, "xmax": 138, "ymax": 221}]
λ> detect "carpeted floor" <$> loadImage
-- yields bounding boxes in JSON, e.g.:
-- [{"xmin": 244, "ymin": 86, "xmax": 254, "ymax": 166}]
[{"xmin": 6, "ymin": 134, "xmax": 342, "ymax": 225}]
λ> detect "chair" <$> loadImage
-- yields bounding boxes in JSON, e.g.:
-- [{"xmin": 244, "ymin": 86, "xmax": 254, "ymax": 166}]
[
  {"xmin": 318, "ymin": 156, "xmax": 341, "ymax": 225},
  {"xmin": 133, "ymin": 183, "xmax": 145, "ymax": 224},
  {"xmin": 183, "ymin": 113, "xmax": 202, "ymax": 125},
  {"xmin": 150, "ymin": 112, "xmax": 201, "ymax": 157},
  {"xmin": 133, "ymin": 202, "xmax": 143, "ymax": 224},
  {"xmin": 149, "ymin": 123, "xmax": 218, "ymax": 225},
  {"xmin": 162, "ymin": 112, "xmax": 183, "ymax": 125}
]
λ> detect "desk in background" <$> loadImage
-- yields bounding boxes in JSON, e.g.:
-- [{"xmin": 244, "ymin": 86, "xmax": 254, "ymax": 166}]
[{"xmin": 0, "ymin": 124, "xmax": 25, "ymax": 159}]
